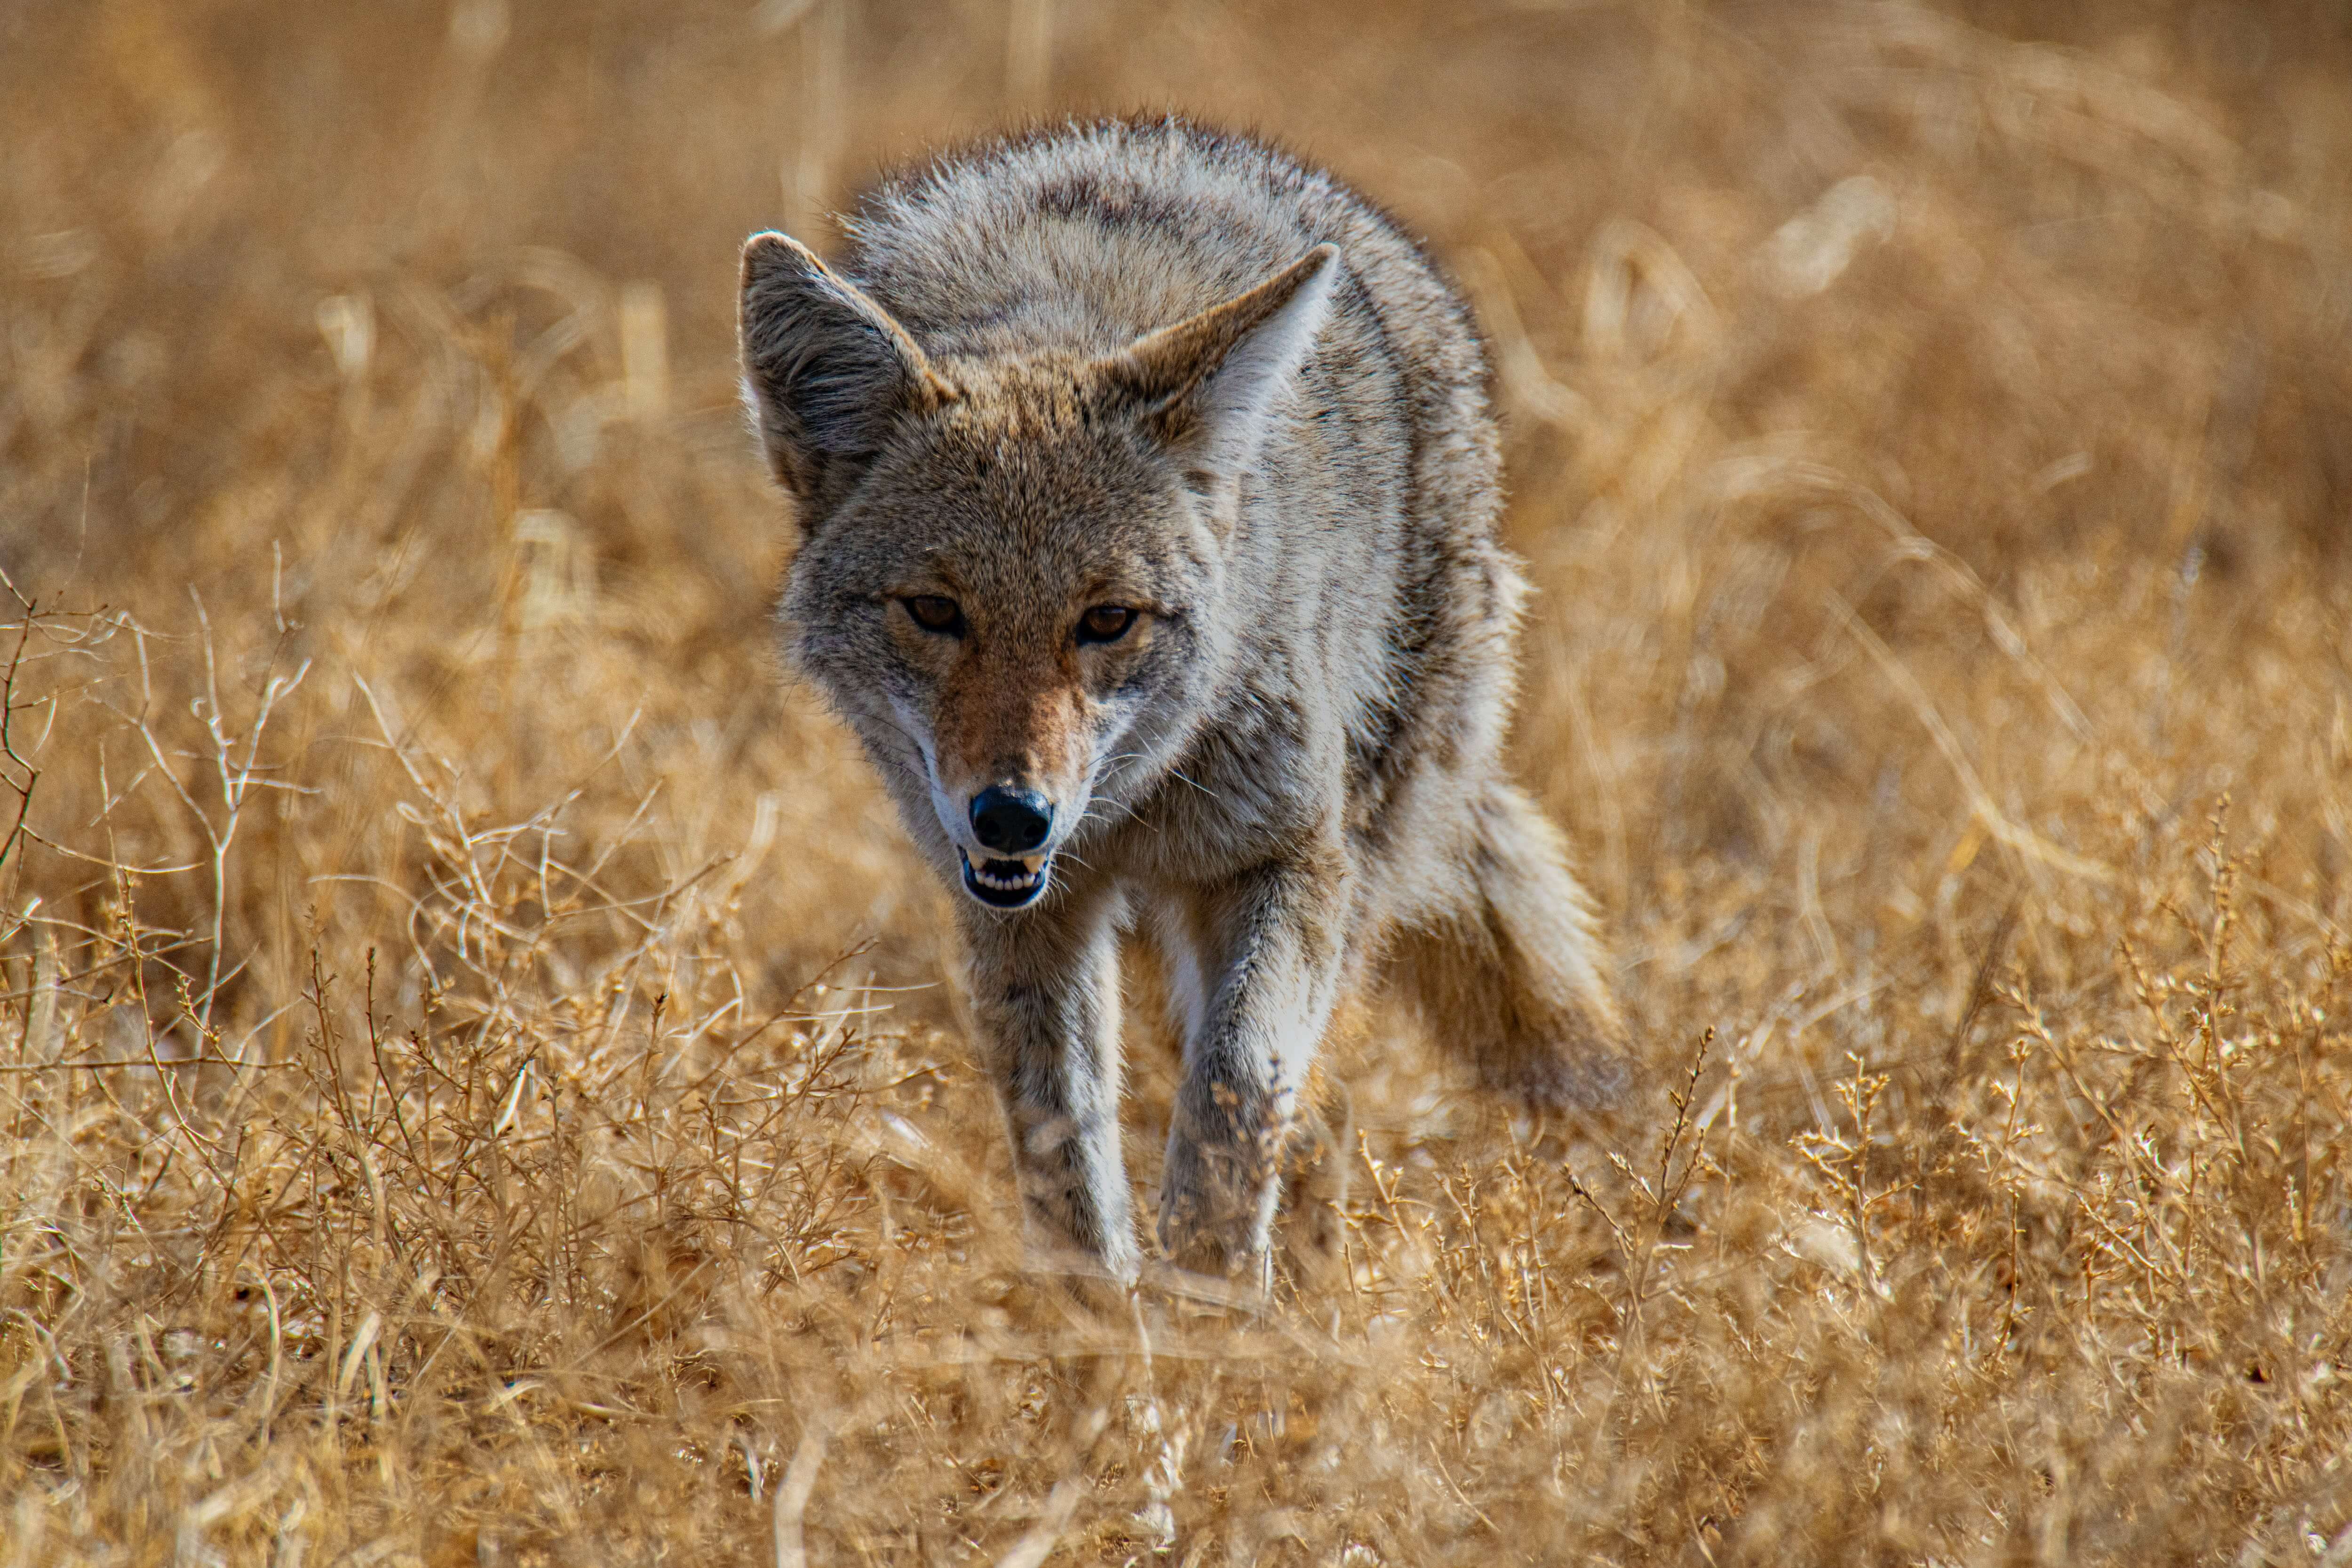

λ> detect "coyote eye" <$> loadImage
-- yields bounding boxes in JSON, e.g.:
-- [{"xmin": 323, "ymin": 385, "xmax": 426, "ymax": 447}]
[
  {"xmin": 902, "ymin": 595, "xmax": 963, "ymax": 634},
  {"xmin": 1076, "ymin": 605, "xmax": 1137, "ymax": 645}
]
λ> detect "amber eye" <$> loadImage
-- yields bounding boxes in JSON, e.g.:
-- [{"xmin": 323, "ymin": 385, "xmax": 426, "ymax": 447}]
[
  {"xmin": 902, "ymin": 595, "xmax": 963, "ymax": 634},
  {"xmin": 1076, "ymin": 605, "xmax": 1137, "ymax": 645}
]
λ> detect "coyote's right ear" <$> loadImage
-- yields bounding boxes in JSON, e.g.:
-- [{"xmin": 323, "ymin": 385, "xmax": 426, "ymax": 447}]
[{"xmin": 739, "ymin": 233, "xmax": 953, "ymax": 505}]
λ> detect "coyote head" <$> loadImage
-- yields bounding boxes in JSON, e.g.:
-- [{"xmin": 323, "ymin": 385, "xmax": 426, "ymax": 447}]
[{"xmin": 740, "ymin": 234, "xmax": 1336, "ymax": 910}]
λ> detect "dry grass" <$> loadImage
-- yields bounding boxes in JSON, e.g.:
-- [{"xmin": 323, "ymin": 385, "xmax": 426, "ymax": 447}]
[{"xmin": 5, "ymin": 1, "xmax": 2352, "ymax": 1562}]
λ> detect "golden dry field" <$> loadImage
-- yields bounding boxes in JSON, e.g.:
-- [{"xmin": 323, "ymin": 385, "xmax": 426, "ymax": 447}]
[{"xmin": 5, "ymin": 1, "xmax": 2352, "ymax": 1562}]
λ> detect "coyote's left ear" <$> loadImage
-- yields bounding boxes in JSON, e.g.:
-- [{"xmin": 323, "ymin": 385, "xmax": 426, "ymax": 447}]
[{"xmin": 1099, "ymin": 244, "xmax": 1339, "ymax": 493}]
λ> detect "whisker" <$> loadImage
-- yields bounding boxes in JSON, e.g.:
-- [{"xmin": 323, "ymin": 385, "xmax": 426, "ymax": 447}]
[
  {"xmin": 1168, "ymin": 766, "xmax": 1224, "ymax": 802},
  {"xmin": 858, "ymin": 712, "xmax": 934, "ymax": 770},
  {"xmin": 1078, "ymin": 793, "xmax": 1145, "ymax": 828}
]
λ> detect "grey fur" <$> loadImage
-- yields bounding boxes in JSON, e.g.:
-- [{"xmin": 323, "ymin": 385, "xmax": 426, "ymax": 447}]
[{"xmin": 740, "ymin": 118, "xmax": 1627, "ymax": 1288}]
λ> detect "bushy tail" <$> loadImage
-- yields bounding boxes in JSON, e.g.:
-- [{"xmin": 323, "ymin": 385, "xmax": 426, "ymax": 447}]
[{"xmin": 1389, "ymin": 782, "xmax": 1631, "ymax": 1111}]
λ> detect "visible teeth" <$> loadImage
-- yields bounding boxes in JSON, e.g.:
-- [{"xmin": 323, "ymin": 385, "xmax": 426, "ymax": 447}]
[{"xmin": 968, "ymin": 854, "xmax": 1046, "ymax": 891}]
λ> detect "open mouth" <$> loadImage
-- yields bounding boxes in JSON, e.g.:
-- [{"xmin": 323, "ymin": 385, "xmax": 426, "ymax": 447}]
[{"xmin": 958, "ymin": 849, "xmax": 1050, "ymax": 909}]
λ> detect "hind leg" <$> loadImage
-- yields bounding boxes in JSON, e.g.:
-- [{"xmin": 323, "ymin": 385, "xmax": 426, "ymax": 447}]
[{"xmin": 1391, "ymin": 782, "xmax": 1631, "ymax": 1111}]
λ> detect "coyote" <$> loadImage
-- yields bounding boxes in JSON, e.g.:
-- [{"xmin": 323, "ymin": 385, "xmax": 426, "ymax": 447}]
[{"xmin": 739, "ymin": 119, "xmax": 1626, "ymax": 1286}]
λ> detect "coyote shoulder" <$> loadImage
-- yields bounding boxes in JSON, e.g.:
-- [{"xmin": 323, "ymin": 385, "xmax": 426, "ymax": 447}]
[{"xmin": 739, "ymin": 118, "xmax": 1626, "ymax": 1286}]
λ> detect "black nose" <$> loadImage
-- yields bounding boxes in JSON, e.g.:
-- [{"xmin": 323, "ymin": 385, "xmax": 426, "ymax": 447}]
[{"xmin": 970, "ymin": 786, "xmax": 1053, "ymax": 854}]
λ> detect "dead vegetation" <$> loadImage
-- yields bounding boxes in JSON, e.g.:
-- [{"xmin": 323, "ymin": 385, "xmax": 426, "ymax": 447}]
[{"xmin": 4, "ymin": 1, "xmax": 2352, "ymax": 1562}]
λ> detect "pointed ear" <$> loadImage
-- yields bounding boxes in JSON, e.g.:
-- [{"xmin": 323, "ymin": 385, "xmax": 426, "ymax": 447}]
[
  {"xmin": 738, "ymin": 232, "xmax": 953, "ymax": 504},
  {"xmin": 1099, "ymin": 244, "xmax": 1340, "ymax": 492}
]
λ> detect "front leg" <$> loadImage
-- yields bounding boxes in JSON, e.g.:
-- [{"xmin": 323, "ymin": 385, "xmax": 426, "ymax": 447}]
[
  {"xmin": 959, "ymin": 881, "xmax": 1140, "ymax": 1285},
  {"xmin": 1158, "ymin": 845, "xmax": 1351, "ymax": 1280}
]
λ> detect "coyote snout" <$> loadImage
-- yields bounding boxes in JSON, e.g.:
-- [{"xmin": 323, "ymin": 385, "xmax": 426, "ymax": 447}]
[
  {"xmin": 741, "ymin": 118, "xmax": 1630, "ymax": 1289},
  {"xmin": 910, "ymin": 595, "xmax": 1136, "ymax": 909},
  {"xmin": 962, "ymin": 785, "xmax": 1053, "ymax": 905}
]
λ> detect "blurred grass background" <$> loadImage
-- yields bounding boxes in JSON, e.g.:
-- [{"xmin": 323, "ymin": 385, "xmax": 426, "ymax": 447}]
[{"xmin": 3, "ymin": 1, "xmax": 2351, "ymax": 1563}]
